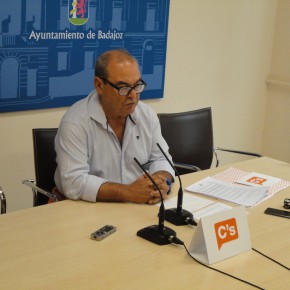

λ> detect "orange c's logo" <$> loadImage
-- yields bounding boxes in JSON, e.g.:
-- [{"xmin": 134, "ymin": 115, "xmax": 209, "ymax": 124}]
[
  {"xmin": 246, "ymin": 176, "xmax": 267, "ymax": 185},
  {"xmin": 214, "ymin": 218, "xmax": 239, "ymax": 250}
]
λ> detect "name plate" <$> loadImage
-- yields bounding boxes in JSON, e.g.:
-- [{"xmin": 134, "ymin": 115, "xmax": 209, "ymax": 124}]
[{"xmin": 188, "ymin": 206, "xmax": 252, "ymax": 264}]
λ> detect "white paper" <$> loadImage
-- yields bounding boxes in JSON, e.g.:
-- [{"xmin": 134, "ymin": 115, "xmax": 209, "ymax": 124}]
[
  {"xmin": 212, "ymin": 167, "xmax": 290, "ymax": 205},
  {"xmin": 185, "ymin": 177, "xmax": 269, "ymax": 207},
  {"xmin": 192, "ymin": 203, "xmax": 233, "ymax": 221},
  {"xmin": 158, "ymin": 193, "xmax": 214, "ymax": 213},
  {"xmin": 235, "ymin": 172, "xmax": 281, "ymax": 187}
]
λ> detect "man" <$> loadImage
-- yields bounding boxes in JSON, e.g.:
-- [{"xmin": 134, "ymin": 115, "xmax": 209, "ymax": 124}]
[{"xmin": 54, "ymin": 49, "xmax": 174, "ymax": 204}]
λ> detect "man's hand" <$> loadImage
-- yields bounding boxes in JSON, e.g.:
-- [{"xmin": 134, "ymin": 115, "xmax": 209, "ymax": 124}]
[
  {"xmin": 128, "ymin": 174, "xmax": 169, "ymax": 204},
  {"xmin": 97, "ymin": 173, "xmax": 170, "ymax": 204}
]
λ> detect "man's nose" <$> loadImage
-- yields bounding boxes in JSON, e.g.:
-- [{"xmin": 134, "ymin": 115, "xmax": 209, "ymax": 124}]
[{"xmin": 127, "ymin": 88, "xmax": 138, "ymax": 99}]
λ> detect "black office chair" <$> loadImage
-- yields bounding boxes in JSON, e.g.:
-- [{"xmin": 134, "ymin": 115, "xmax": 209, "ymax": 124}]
[
  {"xmin": 158, "ymin": 107, "xmax": 262, "ymax": 175},
  {"xmin": 22, "ymin": 128, "xmax": 63, "ymax": 206},
  {"xmin": 0, "ymin": 186, "xmax": 7, "ymax": 214}
]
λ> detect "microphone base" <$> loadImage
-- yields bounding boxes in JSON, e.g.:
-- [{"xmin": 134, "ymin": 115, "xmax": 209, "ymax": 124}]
[
  {"xmin": 164, "ymin": 208, "xmax": 196, "ymax": 226},
  {"xmin": 137, "ymin": 225, "xmax": 176, "ymax": 245}
]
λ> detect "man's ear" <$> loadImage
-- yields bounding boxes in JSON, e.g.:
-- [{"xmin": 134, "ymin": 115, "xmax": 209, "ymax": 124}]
[{"xmin": 94, "ymin": 76, "xmax": 102, "ymax": 94}]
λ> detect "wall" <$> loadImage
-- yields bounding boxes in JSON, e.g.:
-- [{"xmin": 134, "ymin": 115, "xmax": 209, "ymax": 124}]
[
  {"xmin": 0, "ymin": 0, "xmax": 279, "ymax": 212},
  {"xmin": 263, "ymin": 0, "xmax": 290, "ymax": 163}
]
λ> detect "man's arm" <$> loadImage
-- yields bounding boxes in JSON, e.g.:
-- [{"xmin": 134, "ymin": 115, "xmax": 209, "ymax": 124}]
[
  {"xmin": 55, "ymin": 121, "xmax": 106, "ymax": 202},
  {"xmin": 97, "ymin": 174, "xmax": 170, "ymax": 204}
]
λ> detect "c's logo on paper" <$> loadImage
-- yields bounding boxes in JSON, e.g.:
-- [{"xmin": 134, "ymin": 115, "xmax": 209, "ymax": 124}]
[
  {"xmin": 69, "ymin": 0, "xmax": 89, "ymax": 25},
  {"xmin": 214, "ymin": 218, "xmax": 239, "ymax": 250},
  {"xmin": 246, "ymin": 176, "xmax": 267, "ymax": 185}
]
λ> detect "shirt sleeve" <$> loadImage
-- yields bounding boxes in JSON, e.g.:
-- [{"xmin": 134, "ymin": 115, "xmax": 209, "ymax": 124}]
[{"xmin": 54, "ymin": 121, "xmax": 107, "ymax": 202}]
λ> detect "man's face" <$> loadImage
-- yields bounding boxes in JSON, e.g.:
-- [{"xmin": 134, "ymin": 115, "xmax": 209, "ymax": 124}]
[{"xmin": 95, "ymin": 58, "xmax": 142, "ymax": 118}]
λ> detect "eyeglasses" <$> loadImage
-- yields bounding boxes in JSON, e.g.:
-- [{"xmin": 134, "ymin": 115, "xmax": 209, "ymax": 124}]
[{"xmin": 99, "ymin": 76, "xmax": 146, "ymax": 96}]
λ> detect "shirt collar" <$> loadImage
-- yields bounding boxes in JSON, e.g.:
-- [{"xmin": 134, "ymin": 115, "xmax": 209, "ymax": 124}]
[
  {"xmin": 88, "ymin": 91, "xmax": 107, "ymax": 128},
  {"xmin": 88, "ymin": 90, "xmax": 138, "ymax": 127}
]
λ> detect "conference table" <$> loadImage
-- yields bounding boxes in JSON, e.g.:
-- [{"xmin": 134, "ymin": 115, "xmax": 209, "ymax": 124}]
[{"xmin": 0, "ymin": 157, "xmax": 289, "ymax": 290}]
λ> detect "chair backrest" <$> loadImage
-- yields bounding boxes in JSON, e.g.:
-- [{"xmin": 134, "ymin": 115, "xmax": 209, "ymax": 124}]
[
  {"xmin": 33, "ymin": 128, "xmax": 58, "ymax": 206},
  {"xmin": 158, "ymin": 108, "xmax": 214, "ymax": 174}
]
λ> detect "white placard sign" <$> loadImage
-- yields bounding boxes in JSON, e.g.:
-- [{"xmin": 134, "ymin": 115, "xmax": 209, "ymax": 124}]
[{"xmin": 188, "ymin": 206, "xmax": 252, "ymax": 265}]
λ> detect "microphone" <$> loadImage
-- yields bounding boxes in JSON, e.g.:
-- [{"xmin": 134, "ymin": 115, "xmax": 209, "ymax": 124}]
[
  {"xmin": 157, "ymin": 143, "xmax": 197, "ymax": 226},
  {"xmin": 134, "ymin": 157, "xmax": 182, "ymax": 245}
]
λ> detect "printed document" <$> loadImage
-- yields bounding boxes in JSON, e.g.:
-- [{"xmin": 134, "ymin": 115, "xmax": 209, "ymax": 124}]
[
  {"xmin": 235, "ymin": 172, "xmax": 281, "ymax": 187},
  {"xmin": 185, "ymin": 177, "xmax": 269, "ymax": 207}
]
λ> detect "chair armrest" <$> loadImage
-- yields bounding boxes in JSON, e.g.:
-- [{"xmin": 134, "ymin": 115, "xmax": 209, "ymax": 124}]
[
  {"xmin": 22, "ymin": 179, "xmax": 59, "ymax": 206},
  {"xmin": 0, "ymin": 186, "xmax": 7, "ymax": 214},
  {"xmin": 174, "ymin": 162, "xmax": 201, "ymax": 172},
  {"xmin": 214, "ymin": 147, "xmax": 262, "ymax": 167},
  {"xmin": 215, "ymin": 147, "xmax": 262, "ymax": 157}
]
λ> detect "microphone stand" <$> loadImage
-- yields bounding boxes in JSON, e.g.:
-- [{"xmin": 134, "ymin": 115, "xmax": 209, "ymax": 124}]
[
  {"xmin": 134, "ymin": 158, "xmax": 177, "ymax": 245},
  {"xmin": 157, "ymin": 143, "xmax": 197, "ymax": 226}
]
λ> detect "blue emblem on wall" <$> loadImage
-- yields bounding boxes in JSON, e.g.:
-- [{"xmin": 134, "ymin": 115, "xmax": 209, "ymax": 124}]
[{"xmin": 0, "ymin": 0, "xmax": 170, "ymax": 113}]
